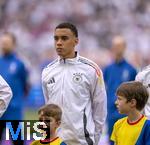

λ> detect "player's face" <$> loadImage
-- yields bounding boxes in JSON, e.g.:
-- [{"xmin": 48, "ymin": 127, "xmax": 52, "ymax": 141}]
[
  {"xmin": 54, "ymin": 28, "xmax": 78, "ymax": 58},
  {"xmin": 0, "ymin": 34, "xmax": 15, "ymax": 54},
  {"xmin": 112, "ymin": 37, "xmax": 126, "ymax": 60},
  {"xmin": 115, "ymin": 95, "xmax": 131, "ymax": 114}
]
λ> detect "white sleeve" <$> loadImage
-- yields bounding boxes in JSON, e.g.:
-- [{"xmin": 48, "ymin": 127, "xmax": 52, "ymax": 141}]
[
  {"xmin": 135, "ymin": 70, "xmax": 150, "ymax": 119},
  {"xmin": 135, "ymin": 71, "xmax": 143, "ymax": 82},
  {"xmin": 91, "ymin": 70, "xmax": 107, "ymax": 145},
  {"xmin": 41, "ymin": 71, "xmax": 49, "ymax": 103},
  {"xmin": 144, "ymin": 98, "xmax": 150, "ymax": 119},
  {"xmin": 0, "ymin": 75, "xmax": 12, "ymax": 117}
]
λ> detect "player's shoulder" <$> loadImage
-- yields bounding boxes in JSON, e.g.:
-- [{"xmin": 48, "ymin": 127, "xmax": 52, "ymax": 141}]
[
  {"xmin": 58, "ymin": 137, "xmax": 67, "ymax": 145},
  {"xmin": 78, "ymin": 56, "xmax": 98, "ymax": 67},
  {"xmin": 46, "ymin": 59, "xmax": 58, "ymax": 68},
  {"xmin": 103, "ymin": 62, "xmax": 114, "ymax": 73},
  {"xmin": 51, "ymin": 137, "xmax": 67, "ymax": 145},
  {"xmin": 139, "ymin": 65, "xmax": 150, "ymax": 74},
  {"xmin": 43, "ymin": 59, "xmax": 58, "ymax": 71},
  {"xmin": 145, "ymin": 119, "xmax": 150, "ymax": 126},
  {"xmin": 42, "ymin": 59, "xmax": 58, "ymax": 79},
  {"xmin": 11, "ymin": 54, "xmax": 21, "ymax": 63},
  {"xmin": 114, "ymin": 117, "xmax": 127, "ymax": 127},
  {"xmin": 136, "ymin": 65, "xmax": 150, "ymax": 81},
  {"xmin": 9, "ymin": 54, "xmax": 27, "ymax": 71},
  {"xmin": 141, "ymin": 65, "xmax": 150, "ymax": 75},
  {"xmin": 141, "ymin": 119, "xmax": 150, "ymax": 136},
  {"xmin": 60, "ymin": 142, "xmax": 67, "ymax": 145},
  {"xmin": 144, "ymin": 120, "xmax": 150, "ymax": 133},
  {"xmin": 78, "ymin": 56, "xmax": 102, "ymax": 75}
]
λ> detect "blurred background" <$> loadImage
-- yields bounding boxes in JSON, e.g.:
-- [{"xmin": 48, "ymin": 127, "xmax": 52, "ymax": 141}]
[{"xmin": 0, "ymin": 0, "xmax": 150, "ymax": 144}]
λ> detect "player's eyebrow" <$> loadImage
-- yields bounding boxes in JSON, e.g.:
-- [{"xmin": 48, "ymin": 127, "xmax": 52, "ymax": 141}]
[{"xmin": 54, "ymin": 35, "xmax": 69, "ymax": 41}]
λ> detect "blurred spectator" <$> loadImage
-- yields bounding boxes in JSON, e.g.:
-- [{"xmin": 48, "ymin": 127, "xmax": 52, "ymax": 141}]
[
  {"xmin": 103, "ymin": 35, "xmax": 137, "ymax": 145},
  {"xmin": 0, "ymin": 32, "xmax": 29, "ymax": 145}
]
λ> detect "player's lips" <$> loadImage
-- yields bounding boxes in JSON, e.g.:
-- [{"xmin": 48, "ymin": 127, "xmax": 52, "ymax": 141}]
[{"xmin": 56, "ymin": 48, "xmax": 63, "ymax": 52}]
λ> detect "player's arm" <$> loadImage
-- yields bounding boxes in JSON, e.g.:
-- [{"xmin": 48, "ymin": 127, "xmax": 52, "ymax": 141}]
[
  {"xmin": 0, "ymin": 75, "xmax": 12, "ymax": 117},
  {"xmin": 91, "ymin": 68, "xmax": 107, "ymax": 145},
  {"xmin": 110, "ymin": 122, "xmax": 117, "ymax": 145},
  {"xmin": 41, "ymin": 71, "xmax": 49, "ymax": 103}
]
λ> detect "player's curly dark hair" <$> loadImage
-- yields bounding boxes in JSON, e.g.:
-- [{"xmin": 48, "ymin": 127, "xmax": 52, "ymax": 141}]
[{"xmin": 55, "ymin": 22, "xmax": 78, "ymax": 38}]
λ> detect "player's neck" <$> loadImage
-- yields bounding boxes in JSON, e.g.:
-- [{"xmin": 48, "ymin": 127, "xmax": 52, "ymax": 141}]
[
  {"xmin": 115, "ymin": 56, "xmax": 123, "ymax": 63},
  {"xmin": 127, "ymin": 111, "xmax": 143, "ymax": 124},
  {"xmin": 50, "ymin": 132, "xmax": 57, "ymax": 141},
  {"xmin": 40, "ymin": 132, "xmax": 57, "ymax": 144}
]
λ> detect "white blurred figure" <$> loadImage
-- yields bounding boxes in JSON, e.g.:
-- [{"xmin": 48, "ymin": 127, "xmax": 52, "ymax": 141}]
[
  {"xmin": 135, "ymin": 65, "xmax": 150, "ymax": 119},
  {"xmin": 0, "ymin": 75, "xmax": 12, "ymax": 117}
]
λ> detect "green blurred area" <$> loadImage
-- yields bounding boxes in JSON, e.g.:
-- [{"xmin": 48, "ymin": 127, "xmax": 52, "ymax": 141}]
[{"xmin": 24, "ymin": 108, "xmax": 38, "ymax": 120}]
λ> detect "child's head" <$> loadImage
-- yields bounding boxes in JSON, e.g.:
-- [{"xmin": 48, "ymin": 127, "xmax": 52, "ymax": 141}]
[
  {"xmin": 38, "ymin": 104, "xmax": 62, "ymax": 136},
  {"xmin": 116, "ymin": 81, "xmax": 149, "ymax": 113}
]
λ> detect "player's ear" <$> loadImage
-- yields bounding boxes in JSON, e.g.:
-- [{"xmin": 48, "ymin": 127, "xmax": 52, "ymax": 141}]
[
  {"xmin": 130, "ymin": 98, "xmax": 136, "ymax": 108},
  {"xmin": 74, "ymin": 37, "xmax": 79, "ymax": 46}
]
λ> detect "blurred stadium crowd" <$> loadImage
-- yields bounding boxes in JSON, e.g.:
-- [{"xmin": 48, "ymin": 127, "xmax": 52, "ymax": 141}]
[
  {"xmin": 0, "ymin": 0, "xmax": 150, "ymax": 105},
  {"xmin": 0, "ymin": 0, "xmax": 150, "ymax": 144}
]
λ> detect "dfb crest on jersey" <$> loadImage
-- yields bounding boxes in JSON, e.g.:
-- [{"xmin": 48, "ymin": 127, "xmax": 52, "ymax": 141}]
[{"xmin": 73, "ymin": 73, "xmax": 83, "ymax": 84}]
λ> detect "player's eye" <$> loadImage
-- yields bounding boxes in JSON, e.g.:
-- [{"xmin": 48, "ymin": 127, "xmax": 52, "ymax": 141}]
[
  {"xmin": 61, "ymin": 36, "xmax": 68, "ymax": 41},
  {"xmin": 54, "ymin": 36, "xmax": 58, "ymax": 41}
]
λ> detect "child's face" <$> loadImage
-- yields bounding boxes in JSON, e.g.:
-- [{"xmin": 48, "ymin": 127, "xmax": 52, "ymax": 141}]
[
  {"xmin": 39, "ymin": 111, "xmax": 60, "ymax": 136},
  {"xmin": 49, "ymin": 116, "xmax": 60, "ymax": 134},
  {"xmin": 115, "ymin": 95, "xmax": 131, "ymax": 114}
]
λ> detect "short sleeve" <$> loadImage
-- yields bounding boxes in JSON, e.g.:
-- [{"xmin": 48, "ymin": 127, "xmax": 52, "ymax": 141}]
[{"xmin": 110, "ymin": 123, "xmax": 117, "ymax": 144}]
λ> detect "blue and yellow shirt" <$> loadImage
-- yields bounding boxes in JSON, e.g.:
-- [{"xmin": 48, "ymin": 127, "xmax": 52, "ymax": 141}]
[
  {"xmin": 30, "ymin": 137, "xmax": 67, "ymax": 145},
  {"xmin": 111, "ymin": 116, "xmax": 150, "ymax": 145}
]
